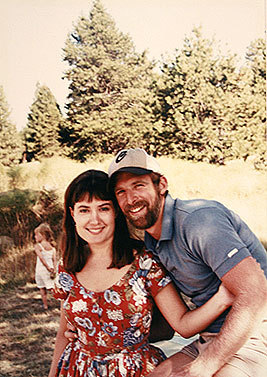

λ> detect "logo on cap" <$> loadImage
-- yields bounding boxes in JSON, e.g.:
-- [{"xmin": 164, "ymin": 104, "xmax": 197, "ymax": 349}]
[{"xmin": 115, "ymin": 151, "xmax": 127, "ymax": 163}]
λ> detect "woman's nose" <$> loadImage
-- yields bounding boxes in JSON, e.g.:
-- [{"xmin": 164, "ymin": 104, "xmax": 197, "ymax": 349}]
[{"xmin": 88, "ymin": 210, "xmax": 100, "ymax": 223}]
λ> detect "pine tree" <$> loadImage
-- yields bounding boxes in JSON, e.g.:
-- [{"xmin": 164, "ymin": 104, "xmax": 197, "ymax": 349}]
[
  {"xmin": 0, "ymin": 85, "xmax": 23, "ymax": 166},
  {"xmin": 24, "ymin": 83, "xmax": 63, "ymax": 158},
  {"xmin": 61, "ymin": 0, "xmax": 155, "ymax": 161},
  {"xmin": 234, "ymin": 38, "xmax": 266, "ymax": 167},
  {"xmin": 150, "ymin": 27, "xmax": 245, "ymax": 163}
]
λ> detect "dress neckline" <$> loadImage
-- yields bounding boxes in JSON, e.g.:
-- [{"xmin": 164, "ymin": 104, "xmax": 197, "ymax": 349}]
[
  {"xmin": 38, "ymin": 242, "xmax": 54, "ymax": 252},
  {"xmin": 72, "ymin": 254, "xmax": 139, "ymax": 294}
]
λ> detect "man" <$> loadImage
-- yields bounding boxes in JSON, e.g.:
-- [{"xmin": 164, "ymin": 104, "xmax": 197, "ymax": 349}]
[{"xmin": 108, "ymin": 148, "xmax": 267, "ymax": 377}]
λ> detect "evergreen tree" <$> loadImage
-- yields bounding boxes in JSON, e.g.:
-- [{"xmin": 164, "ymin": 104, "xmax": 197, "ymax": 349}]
[
  {"xmin": 149, "ymin": 27, "xmax": 250, "ymax": 163},
  {"xmin": 24, "ymin": 83, "xmax": 63, "ymax": 158},
  {"xmin": 231, "ymin": 38, "xmax": 266, "ymax": 167},
  {"xmin": 61, "ymin": 0, "xmax": 155, "ymax": 161},
  {"xmin": 0, "ymin": 85, "xmax": 23, "ymax": 166}
]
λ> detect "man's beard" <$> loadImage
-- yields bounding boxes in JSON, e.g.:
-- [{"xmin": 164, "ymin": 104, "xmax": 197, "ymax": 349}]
[{"xmin": 124, "ymin": 194, "xmax": 162, "ymax": 230}]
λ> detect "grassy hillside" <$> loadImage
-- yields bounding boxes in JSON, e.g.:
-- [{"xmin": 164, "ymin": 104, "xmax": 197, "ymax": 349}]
[
  {"xmin": 0, "ymin": 155, "xmax": 266, "ymax": 376},
  {"xmin": 0, "ymin": 155, "xmax": 266, "ymax": 289},
  {"xmin": 1, "ymin": 155, "xmax": 266, "ymax": 243}
]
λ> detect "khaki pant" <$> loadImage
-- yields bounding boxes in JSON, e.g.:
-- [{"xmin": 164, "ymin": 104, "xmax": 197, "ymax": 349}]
[{"xmin": 180, "ymin": 319, "xmax": 267, "ymax": 377}]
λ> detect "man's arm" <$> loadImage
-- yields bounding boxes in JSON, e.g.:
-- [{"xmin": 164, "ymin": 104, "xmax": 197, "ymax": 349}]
[{"xmin": 171, "ymin": 256, "xmax": 267, "ymax": 377}]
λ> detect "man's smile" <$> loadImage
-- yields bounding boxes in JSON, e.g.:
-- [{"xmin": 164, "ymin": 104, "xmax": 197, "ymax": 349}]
[
  {"xmin": 126, "ymin": 202, "xmax": 147, "ymax": 217},
  {"xmin": 129, "ymin": 205, "xmax": 146, "ymax": 214}
]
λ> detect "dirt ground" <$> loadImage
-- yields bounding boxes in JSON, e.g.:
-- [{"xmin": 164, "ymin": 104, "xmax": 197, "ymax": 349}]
[
  {"xmin": 0, "ymin": 283, "xmax": 60, "ymax": 377},
  {"xmin": 0, "ymin": 282, "xmax": 193, "ymax": 377}
]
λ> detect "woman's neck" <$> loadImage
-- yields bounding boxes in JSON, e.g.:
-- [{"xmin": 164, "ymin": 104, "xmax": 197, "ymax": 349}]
[{"xmin": 87, "ymin": 241, "xmax": 113, "ymax": 265}]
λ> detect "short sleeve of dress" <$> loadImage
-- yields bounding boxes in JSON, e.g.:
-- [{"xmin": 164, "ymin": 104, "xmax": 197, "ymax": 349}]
[
  {"xmin": 138, "ymin": 251, "xmax": 172, "ymax": 298},
  {"xmin": 53, "ymin": 260, "xmax": 75, "ymax": 300}
]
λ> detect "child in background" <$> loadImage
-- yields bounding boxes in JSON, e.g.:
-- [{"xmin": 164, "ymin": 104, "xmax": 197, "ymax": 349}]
[{"xmin": 34, "ymin": 223, "xmax": 57, "ymax": 310}]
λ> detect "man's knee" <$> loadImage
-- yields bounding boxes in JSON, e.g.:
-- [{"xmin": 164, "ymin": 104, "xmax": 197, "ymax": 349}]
[{"xmin": 214, "ymin": 365, "xmax": 248, "ymax": 377}]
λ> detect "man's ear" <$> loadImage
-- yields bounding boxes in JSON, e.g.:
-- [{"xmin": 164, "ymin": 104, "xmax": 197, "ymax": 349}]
[{"xmin": 159, "ymin": 176, "xmax": 168, "ymax": 196}]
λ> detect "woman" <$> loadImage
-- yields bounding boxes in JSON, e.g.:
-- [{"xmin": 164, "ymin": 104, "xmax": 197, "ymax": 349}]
[{"xmin": 49, "ymin": 170, "xmax": 233, "ymax": 377}]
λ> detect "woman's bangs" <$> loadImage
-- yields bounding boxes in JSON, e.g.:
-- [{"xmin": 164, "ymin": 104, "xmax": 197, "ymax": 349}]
[{"xmin": 73, "ymin": 182, "xmax": 110, "ymax": 204}]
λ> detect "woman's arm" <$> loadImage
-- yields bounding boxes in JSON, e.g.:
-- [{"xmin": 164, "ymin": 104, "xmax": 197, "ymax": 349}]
[
  {"xmin": 154, "ymin": 283, "xmax": 233, "ymax": 339},
  {"xmin": 149, "ymin": 302, "xmax": 175, "ymax": 343},
  {"xmin": 48, "ymin": 302, "xmax": 69, "ymax": 377}
]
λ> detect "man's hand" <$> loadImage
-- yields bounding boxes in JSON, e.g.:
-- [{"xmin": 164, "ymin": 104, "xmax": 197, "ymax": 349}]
[{"xmin": 64, "ymin": 322, "xmax": 77, "ymax": 342}]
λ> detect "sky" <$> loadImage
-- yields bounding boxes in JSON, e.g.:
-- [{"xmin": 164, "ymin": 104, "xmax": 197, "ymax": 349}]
[{"xmin": 0, "ymin": 0, "xmax": 265, "ymax": 131}]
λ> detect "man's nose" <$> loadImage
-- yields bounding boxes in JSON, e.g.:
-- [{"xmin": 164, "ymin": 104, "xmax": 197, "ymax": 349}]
[{"xmin": 126, "ymin": 190, "xmax": 137, "ymax": 205}]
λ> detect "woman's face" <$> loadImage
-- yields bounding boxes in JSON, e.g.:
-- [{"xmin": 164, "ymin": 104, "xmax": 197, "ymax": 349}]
[{"xmin": 70, "ymin": 195, "xmax": 116, "ymax": 248}]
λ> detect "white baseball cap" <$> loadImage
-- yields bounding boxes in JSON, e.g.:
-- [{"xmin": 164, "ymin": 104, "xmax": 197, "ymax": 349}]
[{"xmin": 108, "ymin": 149, "xmax": 161, "ymax": 181}]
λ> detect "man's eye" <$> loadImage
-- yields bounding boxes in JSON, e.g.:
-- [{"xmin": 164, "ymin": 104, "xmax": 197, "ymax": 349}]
[{"xmin": 116, "ymin": 190, "xmax": 125, "ymax": 196}]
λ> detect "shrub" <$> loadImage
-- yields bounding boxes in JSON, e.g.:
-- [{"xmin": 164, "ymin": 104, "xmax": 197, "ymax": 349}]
[{"xmin": 0, "ymin": 188, "xmax": 63, "ymax": 249}]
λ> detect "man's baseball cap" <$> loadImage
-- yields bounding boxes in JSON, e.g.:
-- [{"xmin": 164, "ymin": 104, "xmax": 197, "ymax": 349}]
[{"xmin": 108, "ymin": 148, "xmax": 162, "ymax": 183}]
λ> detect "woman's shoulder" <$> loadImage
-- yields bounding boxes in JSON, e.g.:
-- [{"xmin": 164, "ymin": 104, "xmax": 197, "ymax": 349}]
[
  {"xmin": 134, "ymin": 249, "xmax": 157, "ymax": 269},
  {"xmin": 54, "ymin": 259, "xmax": 75, "ymax": 295}
]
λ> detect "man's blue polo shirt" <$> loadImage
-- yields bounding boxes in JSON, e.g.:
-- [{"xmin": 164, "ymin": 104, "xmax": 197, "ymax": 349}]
[{"xmin": 144, "ymin": 194, "xmax": 267, "ymax": 333}]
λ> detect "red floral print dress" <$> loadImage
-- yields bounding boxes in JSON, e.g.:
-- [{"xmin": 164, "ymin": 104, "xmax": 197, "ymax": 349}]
[{"xmin": 53, "ymin": 250, "xmax": 172, "ymax": 376}]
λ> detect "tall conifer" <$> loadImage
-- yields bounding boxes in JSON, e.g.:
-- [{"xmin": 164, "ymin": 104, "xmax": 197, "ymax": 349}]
[
  {"xmin": 150, "ymin": 27, "xmax": 254, "ymax": 163},
  {"xmin": 24, "ymin": 83, "xmax": 63, "ymax": 158},
  {"xmin": 61, "ymin": 0, "xmax": 155, "ymax": 161},
  {"xmin": 0, "ymin": 86, "xmax": 23, "ymax": 166}
]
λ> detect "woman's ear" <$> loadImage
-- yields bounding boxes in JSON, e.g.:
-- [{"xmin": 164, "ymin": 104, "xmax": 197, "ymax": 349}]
[
  {"xmin": 159, "ymin": 176, "xmax": 168, "ymax": 196},
  {"xmin": 69, "ymin": 207, "xmax": 74, "ymax": 220}
]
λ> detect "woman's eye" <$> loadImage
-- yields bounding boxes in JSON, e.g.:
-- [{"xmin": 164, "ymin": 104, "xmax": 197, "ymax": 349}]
[
  {"xmin": 79, "ymin": 208, "xmax": 89, "ymax": 213},
  {"xmin": 100, "ymin": 206, "xmax": 110, "ymax": 212}
]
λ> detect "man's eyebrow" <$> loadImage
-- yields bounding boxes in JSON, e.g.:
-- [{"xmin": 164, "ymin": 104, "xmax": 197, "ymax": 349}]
[{"xmin": 115, "ymin": 178, "xmax": 147, "ymax": 190}]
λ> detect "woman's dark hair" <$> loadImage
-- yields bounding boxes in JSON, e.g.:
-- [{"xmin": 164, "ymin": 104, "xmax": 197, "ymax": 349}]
[{"xmin": 61, "ymin": 169, "xmax": 142, "ymax": 273}]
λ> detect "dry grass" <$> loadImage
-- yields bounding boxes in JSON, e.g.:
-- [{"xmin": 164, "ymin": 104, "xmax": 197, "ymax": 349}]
[
  {"xmin": 1, "ymin": 155, "xmax": 266, "ymax": 242},
  {"xmin": 0, "ymin": 283, "xmax": 59, "ymax": 377},
  {"xmin": 0, "ymin": 155, "xmax": 266, "ymax": 376},
  {"xmin": 0, "ymin": 246, "xmax": 36, "ymax": 289}
]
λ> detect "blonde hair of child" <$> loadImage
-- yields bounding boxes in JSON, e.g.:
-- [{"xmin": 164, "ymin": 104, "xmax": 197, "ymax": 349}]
[{"xmin": 35, "ymin": 223, "xmax": 56, "ymax": 248}]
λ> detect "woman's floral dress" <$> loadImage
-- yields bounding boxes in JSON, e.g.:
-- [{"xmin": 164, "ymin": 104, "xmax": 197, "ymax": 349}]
[{"xmin": 53, "ymin": 251, "xmax": 172, "ymax": 377}]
